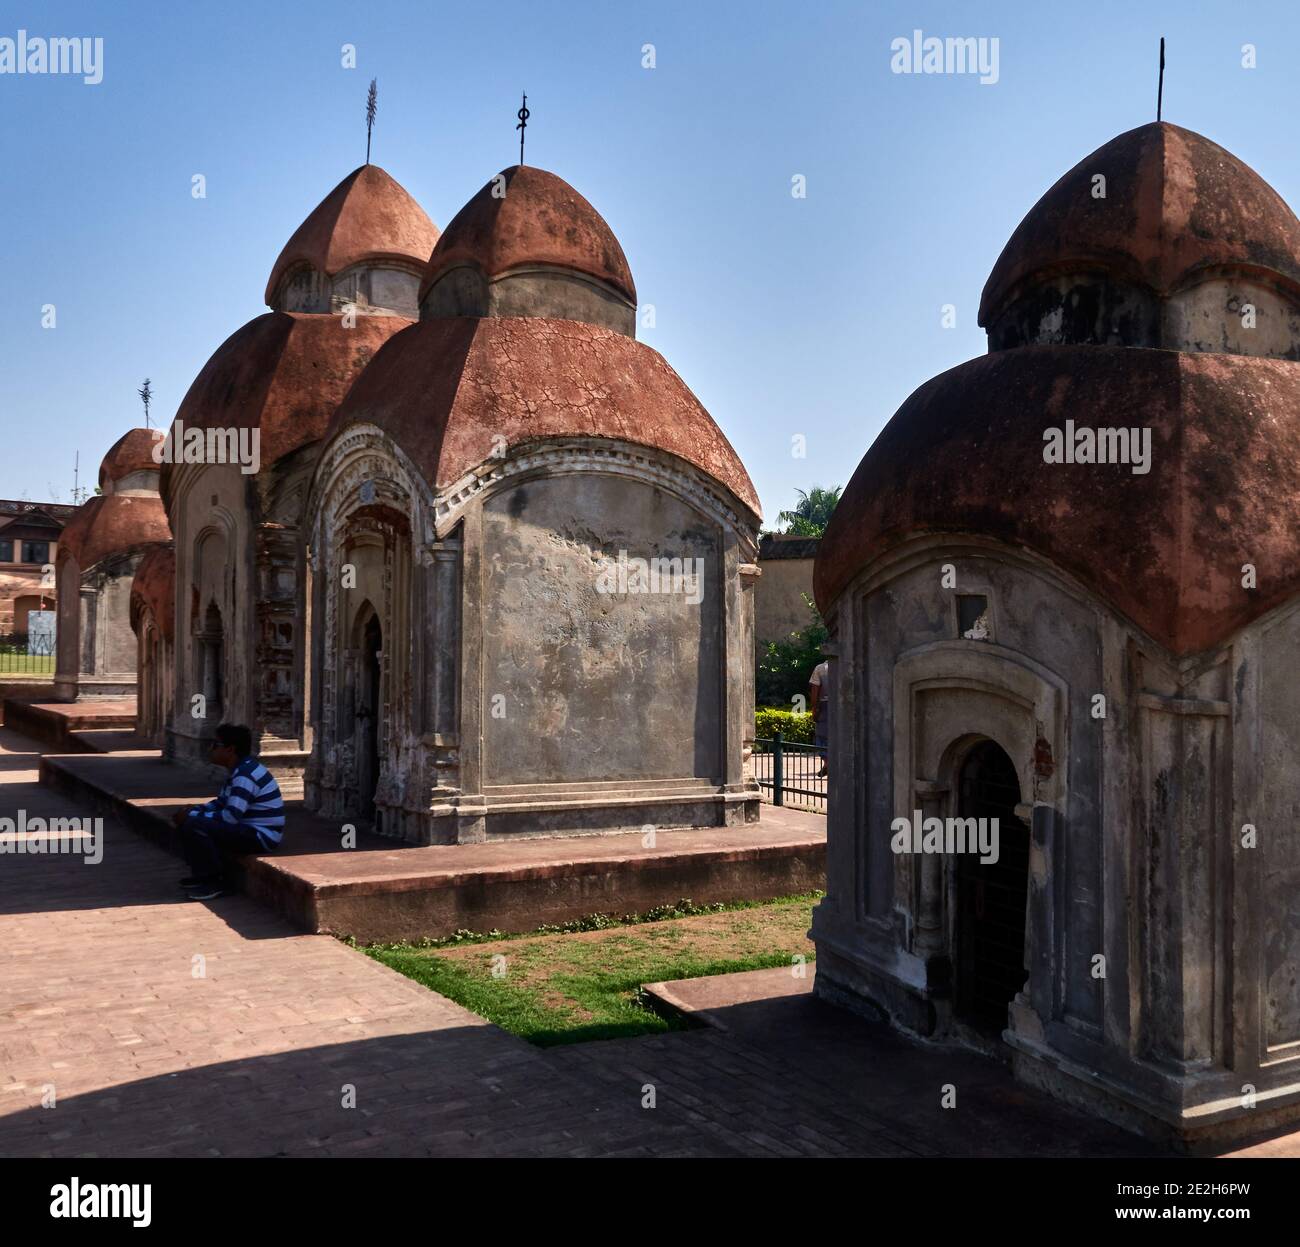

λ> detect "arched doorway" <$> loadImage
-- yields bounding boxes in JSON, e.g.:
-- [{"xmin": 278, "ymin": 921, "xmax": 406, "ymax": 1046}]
[
  {"xmin": 954, "ymin": 740, "xmax": 1030, "ymax": 1033},
  {"xmin": 353, "ymin": 605, "xmax": 383, "ymax": 819},
  {"xmin": 196, "ymin": 601, "xmax": 225, "ymax": 719}
]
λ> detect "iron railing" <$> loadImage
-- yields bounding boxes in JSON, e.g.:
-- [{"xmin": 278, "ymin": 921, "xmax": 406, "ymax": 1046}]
[
  {"xmin": 753, "ymin": 732, "xmax": 827, "ymax": 812},
  {"xmin": 0, "ymin": 631, "xmax": 55, "ymax": 675}
]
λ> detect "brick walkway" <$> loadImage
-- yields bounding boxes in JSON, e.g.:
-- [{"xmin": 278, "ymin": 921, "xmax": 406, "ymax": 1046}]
[{"xmin": 0, "ymin": 728, "xmax": 1282, "ymax": 1158}]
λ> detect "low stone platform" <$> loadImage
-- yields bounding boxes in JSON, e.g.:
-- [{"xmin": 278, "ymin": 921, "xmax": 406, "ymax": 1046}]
[
  {"xmin": 38, "ymin": 744, "xmax": 826, "ymax": 944},
  {"xmin": 2, "ymin": 697, "xmax": 136, "ymax": 750},
  {"xmin": 0, "ymin": 680, "xmax": 54, "ymax": 725},
  {"xmin": 69, "ymin": 729, "xmax": 146, "ymax": 753},
  {"xmin": 644, "ymin": 964, "xmax": 813, "ymax": 1030}
]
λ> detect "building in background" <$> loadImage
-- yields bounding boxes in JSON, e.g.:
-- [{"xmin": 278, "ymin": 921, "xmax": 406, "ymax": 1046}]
[
  {"xmin": 754, "ymin": 533, "xmax": 818, "ymax": 661},
  {"xmin": 0, "ymin": 500, "xmax": 74, "ymax": 638},
  {"xmin": 54, "ymin": 431, "xmax": 171, "ymax": 701}
]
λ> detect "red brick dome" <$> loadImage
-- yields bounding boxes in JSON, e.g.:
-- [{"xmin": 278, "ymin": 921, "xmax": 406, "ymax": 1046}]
[
  {"xmin": 265, "ymin": 165, "xmax": 440, "ymax": 307},
  {"xmin": 58, "ymin": 493, "xmax": 171, "ymax": 572},
  {"xmin": 162, "ymin": 311, "xmax": 410, "ymax": 501},
  {"xmin": 815, "ymin": 345, "xmax": 1300, "ymax": 656},
  {"xmin": 979, "ymin": 123, "xmax": 1300, "ymax": 327},
  {"xmin": 419, "ymin": 166, "xmax": 636, "ymax": 306}
]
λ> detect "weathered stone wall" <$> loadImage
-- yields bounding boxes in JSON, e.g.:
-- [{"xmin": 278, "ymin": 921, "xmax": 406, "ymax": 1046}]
[
  {"xmin": 167, "ymin": 464, "xmax": 252, "ymax": 760},
  {"xmin": 306, "ymin": 427, "xmax": 760, "ymax": 845},
  {"xmin": 92, "ymin": 559, "xmax": 140, "ymax": 678},
  {"xmin": 812, "ymin": 535, "xmax": 1300, "ymax": 1145},
  {"xmin": 1252, "ymin": 606, "xmax": 1300, "ymax": 1056},
  {"xmin": 479, "ymin": 472, "xmax": 722, "ymax": 785}
]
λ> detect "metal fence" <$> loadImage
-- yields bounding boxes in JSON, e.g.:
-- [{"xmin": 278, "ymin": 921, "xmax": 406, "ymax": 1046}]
[
  {"xmin": 0, "ymin": 631, "xmax": 55, "ymax": 676},
  {"xmin": 753, "ymin": 732, "xmax": 827, "ymax": 813}
]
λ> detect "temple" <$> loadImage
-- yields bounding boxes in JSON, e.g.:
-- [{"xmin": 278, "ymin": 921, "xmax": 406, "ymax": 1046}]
[
  {"xmin": 157, "ymin": 164, "xmax": 438, "ymax": 783},
  {"xmin": 54, "ymin": 429, "xmax": 170, "ymax": 702},
  {"xmin": 124, "ymin": 160, "xmax": 762, "ymax": 839},
  {"xmin": 811, "ymin": 122, "xmax": 1300, "ymax": 1149},
  {"xmin": 305, "ymin": 165, "xmax": 762, "ymax": 839}
]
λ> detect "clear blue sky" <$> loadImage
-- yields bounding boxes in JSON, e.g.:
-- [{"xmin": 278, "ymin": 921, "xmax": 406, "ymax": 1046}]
[{"xmin": 5, "ymin": 0, "xmax": 1299, "ymax": 519}]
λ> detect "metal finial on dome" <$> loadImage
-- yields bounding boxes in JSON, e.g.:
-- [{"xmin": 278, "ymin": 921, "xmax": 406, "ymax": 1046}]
[
  {"xmin": 366, "ymin": 78, "xmax": 378, "ymax": 164},
  {"xmin": 138, "ymin": 378, "xmax": 152, "ymax": 429},
  {"xmin": 1157, "ymin": 37, "xmax": 1165, "ymax": 122},
  {"xmin": 516, "ymin": 92, "xmax": 529, "ymax": 165}
]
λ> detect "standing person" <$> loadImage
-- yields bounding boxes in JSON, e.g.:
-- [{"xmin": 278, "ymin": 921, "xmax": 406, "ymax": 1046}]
[
  {"xmin": 170, "ymin": 723, "xmax": 284, "ymax": 900},
  {"xmin": 809, "ymin": 657, "xmax": 831, "ymax": 779}
]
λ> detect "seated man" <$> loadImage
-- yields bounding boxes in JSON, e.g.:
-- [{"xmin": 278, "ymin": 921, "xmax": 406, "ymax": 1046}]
[{"xmin": 171, "ymin": 723, "xmax": 284, "ymax": 900}]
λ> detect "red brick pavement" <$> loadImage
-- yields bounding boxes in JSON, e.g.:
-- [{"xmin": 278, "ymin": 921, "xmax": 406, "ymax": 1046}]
[{"xmin": 0, "ymin": 728, "xmax": 1284, "ymax": 1158}]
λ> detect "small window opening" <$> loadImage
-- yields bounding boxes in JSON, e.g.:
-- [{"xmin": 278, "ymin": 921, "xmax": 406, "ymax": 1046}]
[{"xmin": 957, "ymin": 594, "xmax": 991, "ymax": 640}]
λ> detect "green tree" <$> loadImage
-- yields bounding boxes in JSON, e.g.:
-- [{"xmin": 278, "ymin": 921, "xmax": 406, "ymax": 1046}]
[
  {"xmin": 756, "ymin": 593, "xmax": 827, "ymax": 708},
  {"xmin": 777, "ymin": 485, "xmax": 842, "ymax": 537}
]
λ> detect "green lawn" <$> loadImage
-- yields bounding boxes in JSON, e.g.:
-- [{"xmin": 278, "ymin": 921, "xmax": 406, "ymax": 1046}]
[{"xmin": 363, "ymin": 893, "xmax": 820, "ymax": 1046}]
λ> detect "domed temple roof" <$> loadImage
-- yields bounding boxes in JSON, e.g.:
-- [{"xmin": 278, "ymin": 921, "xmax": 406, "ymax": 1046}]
[
  {"xmin": 163, "ymin": 311, "xmax": 408, "ymax": 497},
  {"xmin": 265, "ymin": 165, "xmax": 440, "ymax": 307},
  {"xmin": 814, "ymin": 344, "xmax": 1300, "ymax": 655},
  {"xmin": 98, "ymin": 427, "xmax": 161, "ymax": 489},
  {"xmin": 130, "ymin": 544, "xmax": 176, "ymax": 641},
  {"xmin": 58, "ymin": 492, "xmax": 171, "ymax": 572},
  {"xmin": 419, "ymin": 166, "xmax": 636, "ymax": 305},
  {"xmin": 979, "ymin": 123, "xmax": 1300, "ymax": 326},
  {"xmin": 326, "ymin": 316, "xmax": 758, "ymax": 518}
]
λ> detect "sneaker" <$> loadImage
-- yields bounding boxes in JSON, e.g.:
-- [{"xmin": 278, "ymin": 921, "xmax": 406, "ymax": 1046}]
[
  {"xmin": 178, "ymin": 875, "xmax": 216, "ymax": 888},
  {"xmin": 185, "ymin": 884, "xmax": 226, "ymax": 901}
]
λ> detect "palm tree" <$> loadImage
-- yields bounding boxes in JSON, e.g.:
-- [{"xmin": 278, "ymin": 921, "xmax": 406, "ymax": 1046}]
[{"xmin": 777, "ymin": 485, "xmax": 842, "ymax": 537}]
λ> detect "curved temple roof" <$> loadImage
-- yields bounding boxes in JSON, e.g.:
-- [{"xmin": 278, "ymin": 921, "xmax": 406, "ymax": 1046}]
[
  {"xmin": 58, "ymin": 492, "xmax": 171, "ymax": 572},
  {"xmin": 419, "ymin": 166, "xmax": 636, "ymax": 305},
  {"xmin": 265, "ymin": 165, "xmax": 440, "ymax": 307},
  {"xmin": 326, "ymin": 315, "xmax": 758, "ymax": 519},
  {"xmin": 99, "ymin": 427, "xmax": 163, "ymax": 489},
  {"xmin": 162, "ymin": 311, "xmax": 409, "ymax": 499},
  {"xmin": 980, "ymin": 122, "xmax": 1300, "ymax": 326},
  {"xmin": 815, "ymin": 345, "xmax": 1300, "ymax": 656}
]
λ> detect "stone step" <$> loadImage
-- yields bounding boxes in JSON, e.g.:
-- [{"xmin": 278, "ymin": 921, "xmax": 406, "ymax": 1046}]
[
  {"xmin": 2, "ymin": 698, "xmax": 136, "ymax": 750},
  {"xmin": 482, "ymin": 788, "xmax": 729, "ymax": 813},
  {"xmin": 485, "ymin": 777, "xmax": 715, "ymax": 797}
]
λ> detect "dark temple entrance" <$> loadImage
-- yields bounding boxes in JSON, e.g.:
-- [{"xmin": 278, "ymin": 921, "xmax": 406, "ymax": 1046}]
[
  {"xmin": 955, "ymin": 741, "xmax": 1030, "ymax": 1033},
  {"xmin": 357, "ymin": 610, "xmax": 382, "ymax": 818}
]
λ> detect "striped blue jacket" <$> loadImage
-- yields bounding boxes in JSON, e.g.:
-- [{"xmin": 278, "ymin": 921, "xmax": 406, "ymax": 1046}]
[{"xmin": 190, "ymin": 757, "xmax": 285, "ymax": 846}]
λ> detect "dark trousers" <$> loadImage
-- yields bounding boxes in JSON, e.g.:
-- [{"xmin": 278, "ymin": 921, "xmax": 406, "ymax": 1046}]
[{"xmin": 179, "ymin": 813, "xmax": 267, "ymax": 880}]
